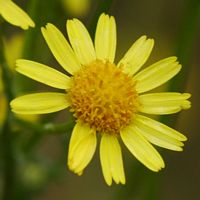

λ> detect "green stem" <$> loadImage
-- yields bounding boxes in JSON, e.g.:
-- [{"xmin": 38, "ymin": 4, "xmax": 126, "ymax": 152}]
[
  {"xmin": 0, "ymin": 30, "xmax": 15, "ymax": 200},
  {"xmin": 14, "ymin": 118, "xmax": 75, "ymax": 135},
  {"xmin": 1, "ymin": 118, "xmax": 16, "ymax": 200},
  {"xmin": 169, "ymin": 0, "xmax": 200, "ymax": 93},
  {"xmin": 161, "ymin": 0, "xmax": 200, "ymax": 127},
  {"xmin": 22, "ymin": 0, "xmax": 41, "ymax": 59},
  {"xmin": 0, "ymin": 34, "xmax": 13, "ymax": 101},
  {"xmin": 14, "ymin": 117, "xmax": 75, "ymax": 152}
]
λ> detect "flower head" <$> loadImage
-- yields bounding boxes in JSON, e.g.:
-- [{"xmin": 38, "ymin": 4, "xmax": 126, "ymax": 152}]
[
  {"xmin": 0, "ymin": 0, "xmax": 35, "ymax": 29},
  {"xmin": 10, "ymin": 13, "xmax": 191, "ymax": 185}
]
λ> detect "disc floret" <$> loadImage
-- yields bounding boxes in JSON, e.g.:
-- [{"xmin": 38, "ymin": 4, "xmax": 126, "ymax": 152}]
[{"xmin": 69, "ymin": 60, "xmax": 139, "ymax": 133}]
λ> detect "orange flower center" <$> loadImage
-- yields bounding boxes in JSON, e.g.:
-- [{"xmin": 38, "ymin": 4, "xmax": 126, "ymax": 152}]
[{"xmin": 68, "ymin": 60, "xmax": 138, "ymax": 134}]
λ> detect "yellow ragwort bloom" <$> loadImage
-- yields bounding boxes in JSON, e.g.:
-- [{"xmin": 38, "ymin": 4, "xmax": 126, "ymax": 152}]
[
  {"xmin": 10, "ymin": 13, "xmax": 191, "ymax": 185},
  {"xmin": 0, "ymin": 0, "xmax": 35, "ymax": 29}
]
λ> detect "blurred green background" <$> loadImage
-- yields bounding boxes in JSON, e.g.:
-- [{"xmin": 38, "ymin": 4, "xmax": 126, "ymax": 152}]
[{"xmin": 0, "ymin": 0, "xmax": 199, "ymax": 199}]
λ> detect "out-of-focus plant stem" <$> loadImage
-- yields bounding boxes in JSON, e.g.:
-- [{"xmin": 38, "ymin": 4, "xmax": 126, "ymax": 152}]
[
  {"xmin": 0, "ymin": 31, "xmax": 15, "ymax": 200},
  {"xmin": 15, "ymin": 118, "xmax": 75, "ymax": 135},
  {"xmin": 22, "ymin": 0, "xmax": 41, "ymax": 59},
  {"xmin": 162, "ymin": 0, "xmax": 200, "ymax": 127},
  {"xmin": 0, "ymin": 38, "xmax": 13, "ymax": 102},
  {"xmin": 1, "ymin": 118, "xmax": 15, "ymax": 200},
  {"xmin": 170, "ymin": 0, "xmax": 200, "ymax": 93},
  {"xmin": 13, "ymin": 118, "xmax": 75, "ymax": 153}
]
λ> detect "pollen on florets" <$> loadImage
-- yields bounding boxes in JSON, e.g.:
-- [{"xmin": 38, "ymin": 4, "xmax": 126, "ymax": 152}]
[{"xmin": 68, "ymin": 60, "xmax": 139, "ymax": 134}]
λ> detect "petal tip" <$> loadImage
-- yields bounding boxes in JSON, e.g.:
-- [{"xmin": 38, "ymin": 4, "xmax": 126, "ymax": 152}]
[
  {"xmin": 171, "ymin": 56, "xmax": 178, "ymax": 61},
  {"xmin": 105, "ymin": 180, "xmax": 112, "ymax": 186},
  {"xmin": 41, "ymin": 26, "xmax": 46, "ymax": 34},
  {"xmin": 181, "ymin": 135, "xmax": 187, "ymax": 142},
  {"xmin": 177, "ymin": 147, "xmax": 184, "ymax": 151},
  {"xmin": 120, "ymin": 178, "xmax": 126, "ymax": 185},
  {"xmin": 183, "ymin": 93, "xmax": 191, "ymax": 99},
  {"xmin": 149, "ymin": 38, "xmax": 155, "ymax": 45},
  {"xmin": 141, "ymin": 35, "xmax": 147, "ymax": 40}
]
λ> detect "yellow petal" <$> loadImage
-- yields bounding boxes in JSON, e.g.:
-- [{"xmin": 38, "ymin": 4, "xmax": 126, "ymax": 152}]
[
  {"xmin": 66, "ymin": 18, "xmax": 96, "ymax": 65},
  {"xmin": 10, "ymin": 92, "xmax": 69, "ymax": 114},
  {"xmin": 95, "ymin": 13, "xmax": 116, "ymax": 63},
  {"xmin": 138, "ymin": 92, "xmax": 191, "ymax": 115},
  {"xmin": 133, "ymin": 117, "xmax": 184, "ymax": 151},
  {"xmin": 135, "ymin": 114, "xmax": 187, "ymax": 141},
  {"xmin": 0, "ymin": 0, "xmax": 35, "ymax": 29},
  {"xmin": 68, "ymin": 122, "xmax": 96, "ymax": 174},
  {"xmin": 118, "ymin": 35, "xmax": 154, "ymax": 76},
  {"xmin": 121, "ymin": 125, "xmax": 165, "ymax": 172},
  {"xmin": 16, "ymin": 59, "xmax": 72, "ymax": 90},
  {"xmin": 100, "ymin": 133, "xmax": 125, "ymax": 186},
  {"xmin": 41, "ymin": 23, "xmax": 81, "ymax": 75},
  {"xmin": 134, "ymin": 57, "xmax": 181, "ymax": 93}
]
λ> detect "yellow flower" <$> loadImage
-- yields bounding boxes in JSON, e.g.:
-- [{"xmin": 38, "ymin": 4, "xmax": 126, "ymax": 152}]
[
  {"xmin": 0, "ymin": 0, "xmax": 35, "ymax": 29},
  {"xmin": 10, "ymin": 13, "xmax": 191, "ymax": 185}
]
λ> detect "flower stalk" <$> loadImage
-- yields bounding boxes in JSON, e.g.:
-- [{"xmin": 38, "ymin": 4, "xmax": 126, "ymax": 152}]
[{"xmin": 0, "ymin": 30, "xmax": 15, "ymax": 200}]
